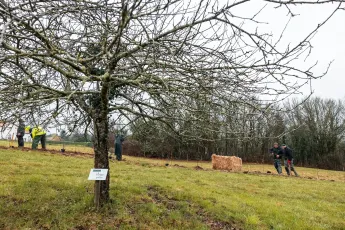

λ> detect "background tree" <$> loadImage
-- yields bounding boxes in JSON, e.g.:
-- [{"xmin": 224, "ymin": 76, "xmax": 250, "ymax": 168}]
[
  {"xmin": 129, "ymin": 96, "xmax": 345, "ymax": 171},
  {"xmin": 284, "ymin": 97, "xmax": 345, "ymax": 169},
  {"xmin": 1, "ymin": 0, "xmax": 344, "ymax": 205}
]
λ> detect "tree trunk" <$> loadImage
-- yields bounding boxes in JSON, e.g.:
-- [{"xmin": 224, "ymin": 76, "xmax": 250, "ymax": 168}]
[
  {"xmin": 93, "ymin": 109, "xmax": 110, "ymax": 206},
  {"xmin": 93, "ymin": 112, "xmax": 109, "ymax": 206},
  {"xmin": 92, "ymin": 82, "xmax": 110, "ymax": 206}
]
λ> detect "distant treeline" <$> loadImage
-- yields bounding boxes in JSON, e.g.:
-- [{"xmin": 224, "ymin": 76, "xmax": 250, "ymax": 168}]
[{"xmin": 125, "ymin": 97, "xmax": 345, "ymax": 171}]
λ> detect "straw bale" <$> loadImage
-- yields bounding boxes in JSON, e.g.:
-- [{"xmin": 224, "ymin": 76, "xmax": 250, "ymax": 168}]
[{"xmin": 211, "ymin": 154, "xmax": 242, "ymax": 172}]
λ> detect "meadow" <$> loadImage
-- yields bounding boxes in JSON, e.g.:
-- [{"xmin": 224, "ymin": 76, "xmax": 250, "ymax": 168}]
[{"xmin": 0, "ymin": 147, "xmax": 345, "ymax": 229}]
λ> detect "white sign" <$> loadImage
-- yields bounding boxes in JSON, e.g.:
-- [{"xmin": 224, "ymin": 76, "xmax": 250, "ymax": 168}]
[{"xmin": 88, "ymin": 168, "xmax": 108, "ymax": 181}]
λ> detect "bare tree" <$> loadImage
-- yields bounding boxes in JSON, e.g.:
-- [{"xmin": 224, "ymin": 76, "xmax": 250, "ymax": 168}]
[
  {"xmin": 284, "ymin": 97, "xmax": 345, "ymax": 169},
  {"xmin": 0, "ymin": 0, "xmax": 343, "ymax": 205}
]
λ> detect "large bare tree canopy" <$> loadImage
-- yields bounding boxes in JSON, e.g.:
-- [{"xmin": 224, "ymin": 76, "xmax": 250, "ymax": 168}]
[{"xmin": 0, "ymin": 0, "xmax": 344, "ymax": 204}]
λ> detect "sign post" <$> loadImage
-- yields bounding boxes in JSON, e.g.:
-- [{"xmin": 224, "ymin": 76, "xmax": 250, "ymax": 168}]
[{"xmin": 88, "ymin": 168, "xmax": 108, "ymax": 209}]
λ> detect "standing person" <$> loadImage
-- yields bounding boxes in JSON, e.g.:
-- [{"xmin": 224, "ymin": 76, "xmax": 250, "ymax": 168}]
[
  {"xmin": 114, "ymin": 134, "xmax": 125, "ymax": 161},
  {"xmin": 269, "ymin": 142, "xmax": 283, "ymax": 175},
  {"xmin": 25, "ymin": 125, "xmax": 47, "ymax": 150},
  {"xmin": 16, "ymin": 119, "xmax": 25, "ymax": 148},
  {"xmin": 281, "ymin": 144, "xmax": 299, "ymax": 176}
]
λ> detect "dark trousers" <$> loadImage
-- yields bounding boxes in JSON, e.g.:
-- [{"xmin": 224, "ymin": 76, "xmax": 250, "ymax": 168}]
[
  {"xmin": 17, "ymin": 132, "xmax": 24, "ymax": 147},
  {"xmin": 284, "ymin": 159, "xmax": 299, "ymax": 176},
  {"xmin": 32, "ymin": 134, "xmax": 46, "ymax": 149},
  {"xmin": 115, "ymin": 143, "xmax": 122, "ymax": 161},
  {"xmin": 274, "ymin": 159, "xmax": 282, "ymax": 174}
]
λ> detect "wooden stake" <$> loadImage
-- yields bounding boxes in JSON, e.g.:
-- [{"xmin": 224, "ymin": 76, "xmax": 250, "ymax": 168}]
[
  {"xmin": 94, "ymin": 180, "xmax": 101, "ymax": 210},
  {"xmin": 262, "ymin": 163, "xmax": 264, "ymax": 173}
]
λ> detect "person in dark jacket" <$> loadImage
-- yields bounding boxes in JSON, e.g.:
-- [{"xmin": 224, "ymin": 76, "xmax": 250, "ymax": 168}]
[
  {"xmin": 281, "ymin": 144, "xmax": 299, "ymax": 176},
  {"xmin": 114, "ymin": 134, "xmax": 125, "ymax": 161},
  {"xmin": 269, "ymin": 142, "xmax": 283, "ymax": 174},
  {"xmin": 16, "ymin": 119, "xmax": 25, "ymax": 147}
]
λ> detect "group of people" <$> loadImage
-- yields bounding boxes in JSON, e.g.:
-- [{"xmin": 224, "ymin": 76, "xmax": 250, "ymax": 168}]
[
  {"xmin": 270, "ymin": 142, "xmax": 299, "ymax": 176},
  {"xmin": 16, "ymin": 119, "xmax": 47, "ymax": 149},
  {"xmin": 17, "ymin": 119, "xmax": 125, "ymax": 159},
  {"xmin": 15, "ymin": 120, "xmax": 297, "ymax": 174}
]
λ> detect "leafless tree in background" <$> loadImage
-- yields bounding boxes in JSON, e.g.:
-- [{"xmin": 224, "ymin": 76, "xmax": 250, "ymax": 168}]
[
  {"xmin": 284, "ymin": 97, "xmax": 345, "ymax": 169},
  {"xmin": 0, "ymin": 0, "xmax": 343, "ymax": 205}
]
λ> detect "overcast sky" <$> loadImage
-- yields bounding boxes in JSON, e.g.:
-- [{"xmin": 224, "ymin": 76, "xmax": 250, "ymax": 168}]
[
  {"xmin": 300, "ymin": 7, "xmax": 345, "ymax": 100},
  {"xmin": 230, "ymin": 0, "xmax": 345, "ymax": 100},
  {"xmin": 285, "ymin": 3, "xmax": 345, "ymax": 100}
]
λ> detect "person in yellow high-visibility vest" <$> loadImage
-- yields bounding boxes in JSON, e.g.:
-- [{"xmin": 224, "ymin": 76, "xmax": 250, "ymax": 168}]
[{"xmin": 25, "ymin": 125, "xmax": 46, "ymax": 149}]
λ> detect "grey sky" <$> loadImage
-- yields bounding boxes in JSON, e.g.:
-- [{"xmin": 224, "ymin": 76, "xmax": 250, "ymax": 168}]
[
  {"xmin": 279, "ymin": 3, "xmax": 345, "ymax": 99},
  {"xmin": 299, "ymin": 8, "xmax": 345, "ymax": 99},
  {"xmin": 230, "ymin": 1, "xmax": 345, "ymax": 99}
]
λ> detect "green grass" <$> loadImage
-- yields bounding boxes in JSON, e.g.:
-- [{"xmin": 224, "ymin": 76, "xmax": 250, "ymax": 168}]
[
  {"xmin": 0, "ymin": 149, "xmax": 345, "ymax": 229},
  {"xmin": 2, "ymin": 139, "xmax": 344, "ymax": 181},
  {"xmin": 123, "ymin": 156, "xmax": 345, "ymax": 182},
  {"xmin": 0, "ymin": 140, "xmax": 94, "ymax": 154}
]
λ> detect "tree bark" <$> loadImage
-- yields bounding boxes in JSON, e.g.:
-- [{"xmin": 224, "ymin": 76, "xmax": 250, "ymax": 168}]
[
  {"xmin": 93, "ymin": 110, "xmax": 110, "ymax": 205},
  {"xmin": 92, "ymin": 82, "xmax": 110, "ymax": 206}
]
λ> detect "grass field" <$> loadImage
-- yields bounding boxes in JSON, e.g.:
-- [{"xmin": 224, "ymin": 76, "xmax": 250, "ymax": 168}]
[
  {"xmin": 124, "ymin": 156, "xmax": 345, "ymax": 182},
  {"xmin": 2, "ymin": 139, "xmax": 344, "ymax": 182},
  {"xmin": 1, "ymin": 148, "xmax": 345, "ymax": 229},
  {"xmin": 0, "ymin": 140, "xmax": 94, "ymax": 154}
]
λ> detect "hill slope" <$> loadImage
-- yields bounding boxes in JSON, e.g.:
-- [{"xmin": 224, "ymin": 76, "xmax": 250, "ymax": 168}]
[{"xmin": 0, "ymin": 149, "xmax": 344, "ymax": 229}]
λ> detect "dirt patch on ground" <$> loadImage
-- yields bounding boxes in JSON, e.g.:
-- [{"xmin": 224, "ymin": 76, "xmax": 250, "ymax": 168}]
[
  {"xmin": 194, "ymin": 165, "xmax": 204, "ymax": 170},
  {"xmin": 0, "ymin": 195, "xmax": 27, "ymax": 205},
  {"xmin": 147, "ymin": 185, "xmax": 179, "ymax": 210},
  {"xmin": 0, "ymin": 146, "xmax": 94, "ymax": 158},
  {"xmin": 73, "ymin": 225, "xmax": 97, "ymax": 230},
  {"xmin": 197, "ymin": 208, "xmax": 238, "ymax": 230},
  {"xmin": 173, "ymin": 164, "xmax": 187, "ymax": 168},
  {"xmin": 241, "ymin": 169, "xmax": 327, "ymax": 181},
  {"xmin": 147, "ymin": 186, "xmax": 239, "ymax": 230}
]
